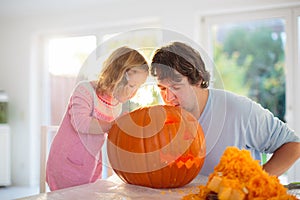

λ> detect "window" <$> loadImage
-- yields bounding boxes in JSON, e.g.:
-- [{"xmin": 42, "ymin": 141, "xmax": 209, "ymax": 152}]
[
  {"xmin": 199, "ymin": 6, "xmax": 300, "ymax": 183},
  {"xmin": 47, "ymin": 36, "xmax": 96, "ymax": 125},
  {"xmin": 212, "ymin": 19, "xmax": 286, "ymax": 122},
  {"xmin": 43, "ymin": 28, "xmax": 163, "ymax": 179}
]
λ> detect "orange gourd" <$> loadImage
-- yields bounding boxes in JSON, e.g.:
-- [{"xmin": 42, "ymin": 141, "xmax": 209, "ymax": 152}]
[{"xmin": 107, "ymin": 105, "xmax": 206, "ymax": 188}]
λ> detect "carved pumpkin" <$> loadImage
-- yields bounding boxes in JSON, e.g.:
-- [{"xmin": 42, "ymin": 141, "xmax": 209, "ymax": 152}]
[{"xmin": 107, "ymin": 105, "xmax": 206, "ymax": 188}]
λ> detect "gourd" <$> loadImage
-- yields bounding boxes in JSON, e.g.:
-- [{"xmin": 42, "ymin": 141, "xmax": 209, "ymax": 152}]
[{"xmin": 107, "ymin": 105, "xmax": 206, "ymax": 188}]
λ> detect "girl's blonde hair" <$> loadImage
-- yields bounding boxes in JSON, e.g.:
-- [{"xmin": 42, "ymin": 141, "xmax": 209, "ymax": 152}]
[{"xmin": 96, "ymin": 47, "xmax": 148, "ymax": 95}]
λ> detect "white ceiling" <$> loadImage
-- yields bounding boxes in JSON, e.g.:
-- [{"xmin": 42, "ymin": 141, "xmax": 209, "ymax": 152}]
[
  {"xmin": 1, "ymin": 0, "xmax": 300, "ymax": 18},
  {"xmin": 0, "ymin": 0, "xmax": 118, "ymax": 17}
]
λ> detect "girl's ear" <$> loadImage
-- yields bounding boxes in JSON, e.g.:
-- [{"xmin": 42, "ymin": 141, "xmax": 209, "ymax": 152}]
[{"xmin": 125, "ymin": 71, "xmax": 130, "ymax": 81}]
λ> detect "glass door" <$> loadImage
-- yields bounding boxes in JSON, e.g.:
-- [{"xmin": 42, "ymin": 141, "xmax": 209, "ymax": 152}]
[
  {"xmin": 199, "ymin": 7, "xmax": 299, "ymax": 183},
  {"xmin": 47, "ymin": 36, "xmax": 96, "ymax": 125}
]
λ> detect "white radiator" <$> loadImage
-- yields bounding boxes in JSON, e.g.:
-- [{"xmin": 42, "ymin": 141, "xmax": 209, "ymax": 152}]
[{"xmin": 0, "ymin": 124, "xmax": 11, "ymax": 186}]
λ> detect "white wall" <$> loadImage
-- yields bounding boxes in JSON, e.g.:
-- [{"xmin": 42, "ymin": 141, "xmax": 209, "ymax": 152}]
[{"xmin": 0, "ymin": 0, "xmax": 299, "ymax": 186}]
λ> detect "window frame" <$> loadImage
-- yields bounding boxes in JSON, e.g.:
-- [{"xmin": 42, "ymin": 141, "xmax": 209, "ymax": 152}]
[
  {"xmin": 37, "ymin": 19, "xmax": 162, "ymax": 180},
  {"xmin": 197, "ymin": 5, "xmax": 300, "ymax": 182}
]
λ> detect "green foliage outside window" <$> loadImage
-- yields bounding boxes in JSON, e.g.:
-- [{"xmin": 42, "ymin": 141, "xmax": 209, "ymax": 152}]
[{"xmin": 214, "ymin": 25, "xmax": 286, "ymax": 122}]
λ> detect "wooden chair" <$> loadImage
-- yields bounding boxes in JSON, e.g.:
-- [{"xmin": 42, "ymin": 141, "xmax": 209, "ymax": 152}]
[{"xmin": 40, "ymin": 125, "xmax": 59, "ymax": 193}]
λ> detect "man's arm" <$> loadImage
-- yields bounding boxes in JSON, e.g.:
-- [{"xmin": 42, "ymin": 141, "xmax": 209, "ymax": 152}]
[{"xmin": 263, "ymin": 142, "xmax": 300, "ymax": 176}]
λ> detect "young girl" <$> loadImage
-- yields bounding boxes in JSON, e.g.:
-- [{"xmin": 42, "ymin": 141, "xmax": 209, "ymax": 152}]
[{"xmin": 46, "ymin": 47, "xmax": 149, "ymax": 191}]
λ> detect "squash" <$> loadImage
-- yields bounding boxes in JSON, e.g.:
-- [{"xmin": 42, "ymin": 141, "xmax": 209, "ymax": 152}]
[{"xmin": 107, "ymin": 105, "xmax": 206, "ymax": 188}]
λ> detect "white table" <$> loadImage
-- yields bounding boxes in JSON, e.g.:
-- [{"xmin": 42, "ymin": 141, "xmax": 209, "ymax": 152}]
[{"xmin": 18, "ymin": 175, "xmax": 208, "ymax": 200}]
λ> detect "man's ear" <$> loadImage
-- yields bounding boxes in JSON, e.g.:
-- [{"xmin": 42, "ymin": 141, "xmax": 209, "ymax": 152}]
[{"xmin": 195, "ymin": 80, "xmax": 202, "ymax": 87}]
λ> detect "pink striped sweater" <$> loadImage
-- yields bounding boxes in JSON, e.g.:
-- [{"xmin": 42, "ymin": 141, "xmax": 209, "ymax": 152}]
[{"xmin": 46, "ymin": 81, "xmax": 122, "ymax": 190}]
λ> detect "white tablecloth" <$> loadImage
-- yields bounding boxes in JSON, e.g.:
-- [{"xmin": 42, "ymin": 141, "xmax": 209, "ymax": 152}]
[{"xmin": 18, "ymin": 175, "xmax": 208, "ymax": 200}]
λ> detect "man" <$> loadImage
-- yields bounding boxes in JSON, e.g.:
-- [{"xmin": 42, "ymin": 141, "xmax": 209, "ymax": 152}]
[{"xmin": 150, "ymin": 41, "xmax": 300, "ymax": 176}]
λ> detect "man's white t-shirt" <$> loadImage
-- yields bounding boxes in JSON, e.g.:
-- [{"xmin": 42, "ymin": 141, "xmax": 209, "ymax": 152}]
[{"xmin": 198, "ymin": 89, "xmax": 300, "ymax": 176}]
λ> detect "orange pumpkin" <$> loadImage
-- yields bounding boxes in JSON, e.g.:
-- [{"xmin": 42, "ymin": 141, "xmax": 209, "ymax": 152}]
[{"xmin": 107, "ymin": 105, "xmax": 206, "ymax": 188}]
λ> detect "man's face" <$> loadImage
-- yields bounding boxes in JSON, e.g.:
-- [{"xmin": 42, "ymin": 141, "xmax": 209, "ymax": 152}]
[{"xmin": 157, "ymin": 75, "xmax": 199, "ymax": 114}]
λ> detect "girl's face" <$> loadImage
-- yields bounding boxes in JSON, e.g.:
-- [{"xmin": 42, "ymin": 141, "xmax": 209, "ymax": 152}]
[{"xmin": 113, "ymin": 67, "xmax": 148, "ymax": 103}]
